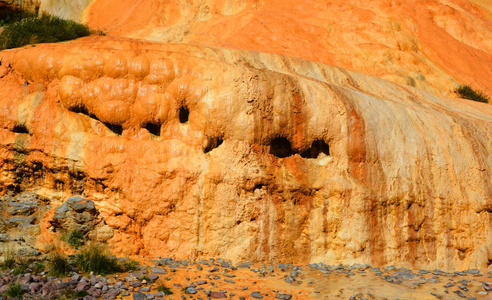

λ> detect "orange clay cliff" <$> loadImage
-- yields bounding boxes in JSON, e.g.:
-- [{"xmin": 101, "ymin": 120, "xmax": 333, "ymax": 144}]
[{"xmin": 0, "ymin": 0, "xmax": 491, "ymax": 272}]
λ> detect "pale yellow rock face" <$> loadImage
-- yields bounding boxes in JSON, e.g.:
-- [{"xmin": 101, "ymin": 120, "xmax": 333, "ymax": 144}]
[{"xmin": 0, "ymin": 37, "xmax": 491, "ymax": 271}]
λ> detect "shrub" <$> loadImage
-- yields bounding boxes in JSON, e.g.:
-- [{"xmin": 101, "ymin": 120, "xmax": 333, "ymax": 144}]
[
  {"xmin": 4, "ymin": 283, "xmax": 23, "ymax": 299},
  {"xmin": 75, "ymin": 244, "xmax": 122, "ymax": 275},
  {"xmin": 32, "ymin": 261, "xmax": 45, "ymax": 274},
  {"xmin": 61, "ymin": 229, "xmax": 85, "ymax": 249},
  {"xmin": 0, "ymin": 13, "xmax": 104, "ymax": 50},
  {"xmin": 48, "ymin": 253, "xmax": 71, "ymax": 277},
  {"xmin": 455, "ymin": 85, "xmax": 489, "ymax": 103},
  {"xmin": 0, "ymin": 251, "xmax": 16, "ymax": 270},
  {"xmin": 12, "ymin": 258, "xmax": 29, "ymax": 275},
  {"xmin": 157, "ymin": 283, "xmax": 173, "ymax": 295}
]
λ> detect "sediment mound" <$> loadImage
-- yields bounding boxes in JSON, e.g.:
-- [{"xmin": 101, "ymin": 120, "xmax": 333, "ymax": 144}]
[{"xmin": 0, "ymin": 36, "xmax": 491, "ymax": 271}]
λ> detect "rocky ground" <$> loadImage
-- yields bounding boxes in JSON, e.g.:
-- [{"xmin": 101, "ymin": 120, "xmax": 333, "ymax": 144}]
[{"xmin": 1, "ymin": 257, "xmax": 492, "ymax": 299}]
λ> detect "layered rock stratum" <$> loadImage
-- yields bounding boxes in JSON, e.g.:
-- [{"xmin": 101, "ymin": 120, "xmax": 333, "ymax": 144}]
[{"xmin": 0, "ymin": 0, "xmax": 491, "ymax": 272}]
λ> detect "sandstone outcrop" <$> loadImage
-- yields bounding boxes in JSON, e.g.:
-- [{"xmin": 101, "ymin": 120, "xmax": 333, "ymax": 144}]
[{"xmin": 0, "ymin": 36, "xmax": 491, "ymax": 271}]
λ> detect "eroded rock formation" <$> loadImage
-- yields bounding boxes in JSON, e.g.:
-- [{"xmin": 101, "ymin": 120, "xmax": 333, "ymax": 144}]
[{"xmin": 0, "ymin": 36, "xmax": 491, "ymax": 271}]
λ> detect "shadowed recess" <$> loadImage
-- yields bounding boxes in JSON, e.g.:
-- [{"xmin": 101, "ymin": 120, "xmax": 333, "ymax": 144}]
[
  {"xmin": 12, "ymin": 124, "xmax": 29, "ymax": 134},
  {"xmin": 105, "ymin": 124, "xmax": 123, "ymax": 135},
  {"xmin": 179, "ymin": 107, "xmax": 189, "ymax": 123},
  {"xmin": 204, "ymin": 137, "xmax": 224, "ymax": 153},
  {"xmin": 300, "ymin": 140, "xmax": 330, "ymax": 158},
  {"xmin": 270, "ymin": 137, "xmax": 294, "ymax": 158},
  {"xmin": 144, "ymin": 123, "xmax": 161, "ymax": 136}
]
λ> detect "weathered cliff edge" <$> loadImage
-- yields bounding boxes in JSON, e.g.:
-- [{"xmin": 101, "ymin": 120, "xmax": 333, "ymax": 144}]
[{"xmin": 0, "ymin": 37, "xmax": 491, "ymax": 270}]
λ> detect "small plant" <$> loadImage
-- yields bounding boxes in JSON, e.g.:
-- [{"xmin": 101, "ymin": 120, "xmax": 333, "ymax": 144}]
[
  {"xmin": 4, "ymin": 283, "xmax": 23, "ymax": 299},
  {"xmin": 12, "ymin": 258, "xmax": 29, "ymax": 275},
  {"xmin": 157, "ymin": 283, "xmax": 173, "ymax": 295},
  {"xmin": 75, "ymin": 243, "xmax": 122, "ymax": 275},
  {"xmin": 32, "ymin": 261, "xmax": 45, "ymax": 274},
  {"xmin": 61, "ymin": 229, "xmax": 85, "ymax": 249},
  {"xmin": 120, "ymin": 259, "xmax": 139, "ymax": 272},
  {"xmin": 455, "ymin": 85, "xmax": 489, "ymax": 103},
  {"xmin": 0, "ymin": 251, "xmax": 16, "ymax": 270},
  {"xmin": 48, "ymin": 252, "xmax": 70, "ymax": 277}
]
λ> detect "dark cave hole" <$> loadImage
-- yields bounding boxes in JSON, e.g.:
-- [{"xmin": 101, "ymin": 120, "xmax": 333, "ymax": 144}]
[
  {"xmin": 145, "ymin": 123, "xmax": 161, "ymax": 136},
  {"xmin": 104, "ymin": 123, "xmax": 123, "ymax": 135},
  {"xmin": 300, "ymin": 140, "xmax": 330, "ymax": 158},
  {"xmin": 179, "ymin": 107, "xmax": 189, "ymax": 123},
  {"xmin": 12, "ymin": 124, "xmax": 29, "ymax": 134},
  {"xmin": 204, "ymin": 137, "xmax": 224, "ymax": 153},
  {"xmin": 269, "ymin": 137, "xmax": 295, "ymax": 158}
]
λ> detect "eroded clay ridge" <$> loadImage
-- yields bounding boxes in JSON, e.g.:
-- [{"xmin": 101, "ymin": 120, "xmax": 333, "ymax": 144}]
[{"xmin": 0, "ymin": 37, "xmax": 491, "ymax": 271}]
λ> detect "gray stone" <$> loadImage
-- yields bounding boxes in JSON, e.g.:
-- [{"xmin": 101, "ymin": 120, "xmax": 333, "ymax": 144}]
[
  {"xmin": 133, "ymin": 292, "xmax": 146, "ymax": 300},
  {"xmin": 185, "ymin": 287, "xmax": 197, "ymax": 294},
  {"xmin": 251, "ymin": 291, "xmax": 264, "ymax": 299},
  {"xmin": 276, "ymin": 293, "xmax": 292, "ymax": 299},
  {"xmin": 483, "ymin": 282, "xmax": 492, "ymax": 291},
  {"xmin": 151, "ymin": 267, "xmax": 167, "ymax": 275},
  {"xmin": 76, "ymin": 281, "xmax": 90, "ymax": 291}
]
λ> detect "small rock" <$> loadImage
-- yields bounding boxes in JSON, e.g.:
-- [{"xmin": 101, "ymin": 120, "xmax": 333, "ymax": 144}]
[
  {"xmin": 251, "ymin": 291, "xmax": 264, "ymax": 299},
  {"xmin": 276, "ymin": 293, "xmax": 292, "ymax": 299},
  {"xmin": 133, "ymin": 291, "xmax": 146, "ymax": 300},
  {"xmin": 185, "ymin": 287, "xmax": 197, "ymax": 294},
  {"xmin": 210, "ymin": 291, "xmax": 227, "ymax": 298},
  {"xmin": 482, "ymin": 282, "xmax": 492, "ymax": 291},
  {"xmin": 150, "ymin": 268, "xmax": 167, "ymax": 275}
]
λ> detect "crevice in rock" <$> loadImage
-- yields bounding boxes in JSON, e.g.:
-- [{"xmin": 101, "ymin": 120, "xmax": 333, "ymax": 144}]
[
  {"xmin": 204, "ymin": 137, "xmax": 223, "ymax": 153},
  {"xmin": 269, "ymin": 137, "xmax": 294, "ymax": 158},
  {"xmin": 12, "ymin": 124, "xmax": 29, "ymax": 134},
  {"xmin": 179, "ymin": 107, "xmax": 189, "ymax": 123},
  {"xmin": 104, "ymin": 123, "xmax": 123, "ymax": 135},
  {"xmin": 144, "ymin": 123, "xmax": 161, "ymax": 136},
  {"xmin": 300, "ymin": 140, "xmax": 330, "ymax": 158}
]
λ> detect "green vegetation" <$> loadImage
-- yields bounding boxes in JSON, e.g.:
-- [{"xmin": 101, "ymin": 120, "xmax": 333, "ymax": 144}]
[
  {"xmin": 0, "ymin": 251, "xmax": 16, "ymax": 270},
  {"xmin": 157, "ymin": 283, "xmax": 174, "ymax": 295},
  {"xmin": 11, "ymin": 258, "xmax": 29, "ymax": 275},
  {"xmin": 0, "ymin": 4, "xmax": 105, "ymax": 51},
  {"xmin": 75, "ymin": 244, "xmax": 138, "ymax": 275},
  {"xmin": 455, "ymin": 85, "xmax": 489, "ymax": 103},
  {"xmin": 32, "ymin": 261, "xmax": 45, "ymax": 275},
  {"xmin": 61, "ymin": 229, "xmax": 85, "ymax": 249},
  {"xmin": 0, "ymin": 13, "xmax": 91, "ymax": 50},
  {"xmin": 4, "ymin": 283, "xmax": 23, "ymax": 299},
  {"xmin": 48, "ymin": 252, "xmax": 71, "ymax": 277}
]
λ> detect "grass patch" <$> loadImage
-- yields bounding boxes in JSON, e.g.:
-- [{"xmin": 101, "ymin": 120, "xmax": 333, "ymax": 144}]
[
  {"xmin": 0, "ymin": 251, "xmax": 16, "ymax": 270},
  {"xmin": 48, "ymin": 253, "xmax": 71, "ymax": 277},
  {"xmin": 61, "ymin": 229, "xmax": 85, "ymax": 249},
  {"xmin": 12, "ymin": 258, "xmax": 29, "ymax": 275},
  {"xmin": 0, "ymin": 13, "xmax": 104, "ymax": 50},
  {"xmin": 75, "ymin": 244, "xmax": 137, "ymax": 275},
  {"xmin": 32, "ymin": 261, "xmax": 45, "ymax": 275},
  {"xmin": 455, "ymin": 85, "xmax": 489, "ymax": 103},
  {"xmin": 157, "ymin": 283, "xmax": 174, "ymax": 295},
  {"xmin": 4, "ymin": 283, "xmax": 23, "ymax": 299}
]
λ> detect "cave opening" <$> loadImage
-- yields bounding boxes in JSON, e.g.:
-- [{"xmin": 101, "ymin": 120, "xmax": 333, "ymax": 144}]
[
  {"xmin": 204, "ymin": 137, "xmax": 224, "ymax": 153},
  {"xmin": 145, "ymin": 123, "xmax": 161, "ymax": 136},
  {"xmin": 269, "ymin": 137, "xmax": 295, "ymax": 158},
  {"xmin": 300, "ymin": 140, "xmax": 330, "ymax": 158},
  {"xmin": 12, "ymin": 124, "xmax": 29, "ymax": 134},
  {"xmin": 179, "ymin": 107, "xmax": 189, "ymax": 123}
]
